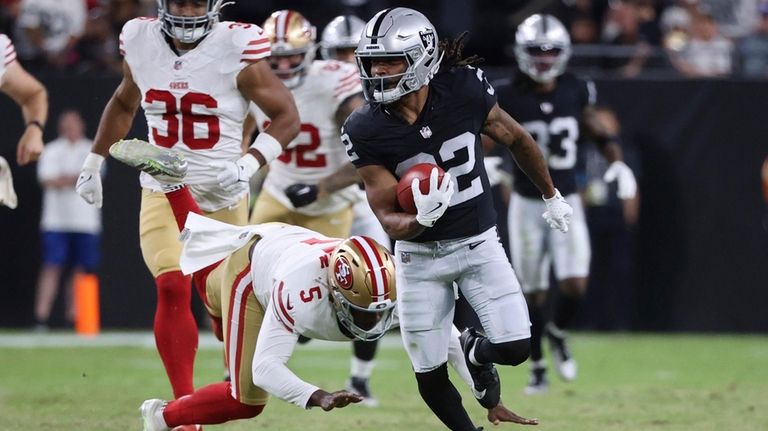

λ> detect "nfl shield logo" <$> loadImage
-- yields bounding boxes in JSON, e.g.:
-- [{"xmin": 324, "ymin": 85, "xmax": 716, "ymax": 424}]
[
  {"xmin": 400, "ymin": 252, "xmax": 411, "ymax": 264},
  {"xmin": 174, "ymin": 60, "xmax": 183, "ymax": 70},
  {"xmin": 420, "ymin": 126, "xmax": 432, "ymax": 139}
]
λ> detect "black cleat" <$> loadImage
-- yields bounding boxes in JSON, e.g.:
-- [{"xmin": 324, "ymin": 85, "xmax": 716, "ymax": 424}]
[{"xmin": 459, "ymin": 328, "xmax": 501, "ymax": 409}]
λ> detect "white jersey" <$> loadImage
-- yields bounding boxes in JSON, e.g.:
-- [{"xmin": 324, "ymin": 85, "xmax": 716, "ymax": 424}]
[
  {"xmin": 120, "ymin": 18, "xmax": 270, "ymax": 211},
  {"xmin": 0, "ymin": 34, "xmax": 17, "ymax": 83},
  {"xmin": 251, "ymin": 60, "xmax": 362, "ymax": 216}
]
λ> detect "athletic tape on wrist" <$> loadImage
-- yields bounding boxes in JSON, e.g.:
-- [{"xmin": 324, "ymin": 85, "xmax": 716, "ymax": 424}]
[
  {"xmin": 250, "ymin": 133, "xmax": 283, "ymax": 164},
  {"xmin": 83, "ymin": 152, "xmax": 105, "ymax": 172}
]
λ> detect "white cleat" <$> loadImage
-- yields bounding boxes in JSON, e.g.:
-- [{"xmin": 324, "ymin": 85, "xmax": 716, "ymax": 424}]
[
  {"xmin": 546, "ymin": 323, "xmax": 578, "ymax": 382},
  {"xmin": 109, "ymin": 138, "xmax": 187, "ymax": 183},
  {"xmin": 140, "ymin": 399, "xmax": 170, "ymax": 431},
  {"xmin": 523, "ymin": 362, "xmax": 549, "ymax": 395},
  {"xmin": 346, "ymin": 377, "xmax": 380, "ymax": 408}
]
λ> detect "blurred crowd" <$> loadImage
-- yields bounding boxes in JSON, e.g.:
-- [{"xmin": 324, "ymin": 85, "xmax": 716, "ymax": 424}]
[{"xmin": 0, "ymin": 0, "xmax": 766, "ymax": 78}]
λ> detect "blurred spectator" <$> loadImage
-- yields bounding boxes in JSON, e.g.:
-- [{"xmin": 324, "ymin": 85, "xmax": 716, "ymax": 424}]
[
  {"xmin": 736, "ymin": 1, "xmax": 768, "ymax": 78},
  {"xmin": 670, "ymin": 6, "xmax": 733, "ymax": 77},
  {"xmin": 660, "ymin": 3, "xmax": 692, "ymax": 52},
  {"xmin": 74, "ymin": 0, "xmax": 141, "ymax": 73},
  {"xmin": 0, "ymin": 0, "xmax": 22, "ymax": 35},
  {"xmin": 600, "ymin": 0, "xmax": 656, "ymax": 77},
  {"xmin": 700, "ymin": 0, "xmax": 759, "ymax": 39},
  {"xmin": 13, "ymin": 0, "xmax": 86, "ymax": 69},
  {"xmin": 34, "ymin": 109, "xmax": 101, "ymax": 330}
]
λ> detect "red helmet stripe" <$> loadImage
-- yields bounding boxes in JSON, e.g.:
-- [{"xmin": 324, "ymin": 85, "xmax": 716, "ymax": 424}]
[
  {"xmin": 362, "ymin": 236, "xmax": 390, "ymax": 300},
  {"xmin": 350, "ymin": 236, "xmax": 389, "ymax": 301}
]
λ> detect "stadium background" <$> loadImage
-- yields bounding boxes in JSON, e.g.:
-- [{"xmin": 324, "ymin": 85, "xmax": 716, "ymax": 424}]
[{"xmin": 0, "ymin": 0, "xmax": 767, "ymax": 334}]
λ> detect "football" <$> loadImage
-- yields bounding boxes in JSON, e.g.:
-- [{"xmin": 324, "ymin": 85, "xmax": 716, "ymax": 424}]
[{"xmin": 396, "ymin": 163, "xmax": 446, "ymax": 214}]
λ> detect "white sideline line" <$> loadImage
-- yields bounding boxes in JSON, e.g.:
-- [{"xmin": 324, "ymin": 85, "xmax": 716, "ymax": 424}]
[{"xmin": 0, "ymin": 331, "xmax": 404, "ymax": 349}]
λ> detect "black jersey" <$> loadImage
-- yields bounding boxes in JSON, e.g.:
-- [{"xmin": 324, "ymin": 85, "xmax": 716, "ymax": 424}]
[
  {"xmin": 496, "ymin": 72, "xmax": 595, "ymax": 198},
  {"xmin": 343, "ymin": 66, "xmax": 497, "ymax": 242}
]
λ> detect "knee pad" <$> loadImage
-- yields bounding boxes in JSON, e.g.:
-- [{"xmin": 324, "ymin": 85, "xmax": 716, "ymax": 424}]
[{"xmin": 491, "ymin": 338, "xmax": 531, "ymax": 366}]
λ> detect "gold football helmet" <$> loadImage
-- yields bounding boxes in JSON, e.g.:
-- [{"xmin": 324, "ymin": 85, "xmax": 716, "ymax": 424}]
[
  {"xmin": 327, "ymin": 236, "xmax": 396, "ymax": 341},
  {"xmin": 262, "ymin": 10, "xmax": 317, "ymax": 88}
]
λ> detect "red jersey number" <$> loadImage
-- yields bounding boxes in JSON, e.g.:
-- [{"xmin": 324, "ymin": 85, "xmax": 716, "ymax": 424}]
[
  {"xmin": 263, "ymin": 121, "xmax": 326, "ymax": 168},
  {"xmin": 300, "ymin": 286, "xmax": 323, "ymax": 303},
  {"xmin": 145, "ymin": 90, "xmax": 220, "ymax": 150}
]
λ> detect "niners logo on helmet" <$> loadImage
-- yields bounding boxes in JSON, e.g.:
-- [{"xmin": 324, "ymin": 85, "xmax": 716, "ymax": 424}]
[
  {"xmin": 157, "ymin": 0, "xmax": 226, "ymax": 44},
  {"xmin": 262, "ymin": 10, "xmax": 317, "ymax": 88},
  {"xmin": 327, "ymin": 236, "xmax": 397, "ymax": 341}
]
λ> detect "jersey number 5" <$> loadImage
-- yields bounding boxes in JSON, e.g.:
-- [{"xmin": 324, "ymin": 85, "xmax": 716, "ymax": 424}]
[
  {"xmin": 394, "ymin": 132, "xmax": 483, "ymax": 206},
  {"xmin": 145, "ymin": 90, "xmax": 221, "ymax": 150}
]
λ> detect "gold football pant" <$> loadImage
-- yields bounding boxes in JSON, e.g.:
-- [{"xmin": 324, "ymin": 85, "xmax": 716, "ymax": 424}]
[
  {"xmin": 139, "ymin": 188, "xmax": 248, "ymax": 277},
  {"xmin": 249, "ymin": 189, "xmax": 353, "ymax": 238}
]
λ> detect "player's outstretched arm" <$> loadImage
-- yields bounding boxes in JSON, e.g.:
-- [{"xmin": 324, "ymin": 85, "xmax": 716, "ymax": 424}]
[
  {"xmin": 482, "ymin": 103, "xmax": 555, "ymax": 198},
  {"xmin": 91, "ymin": 60, "xmax": 142, "ymax": 158},
  {"xmin": 76, "ymin": 60, "xmax": 141, "ymax": 208},
  {"xmin": 582, "ymin": 106, "xmax": 637, "ymax": 200},
  {"xmin": 237, "ymin": 60, "xmax": 300, "ymax": 164},
  {"xmin": 487, "ymin": 401, "xmax": 539, "ymax": 426},
  {"xmin": 307, "ymin": 389, "xmax": 363, "ymax": 411},
  {"xmin": 357, "ymin": 164, "xmax": 426, "ymax": 240},
  {"xmin": 0, "ymin": 61, "xmax": 48, "ymax": 165}
]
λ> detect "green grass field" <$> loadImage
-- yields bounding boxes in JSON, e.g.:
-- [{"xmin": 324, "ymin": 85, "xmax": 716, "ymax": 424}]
[{"xmin": 1, "ymin": 332, "xmax": 766, "ymax": 431}]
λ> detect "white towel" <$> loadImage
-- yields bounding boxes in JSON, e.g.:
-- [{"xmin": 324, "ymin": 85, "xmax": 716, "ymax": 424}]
[
  {"xmin": 179, "ymin": 212, "xmax": 260, "ymax": 275},
  {"xmin": 0, "ymin": 156, "xmax": 18, "ymax": 209}
]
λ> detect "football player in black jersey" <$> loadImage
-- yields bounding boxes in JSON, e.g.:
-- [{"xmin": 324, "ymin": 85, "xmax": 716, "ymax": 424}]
[
  {"xmin": 342, "ymin": 7, "xmax": 574, "ymax": 430},
  {"xmin": 496, "ymin": 14, "xmax": 638, "ymax": 394}
]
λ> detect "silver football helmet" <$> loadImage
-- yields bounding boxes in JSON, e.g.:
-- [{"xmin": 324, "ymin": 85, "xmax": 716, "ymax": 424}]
[
  {"xmin": 355, "ymin": 8, "xmax": 443, "ymax": 104},
  {"xmin": 157, "ymin": 0, "xmax": 226, "ymax": 44},
  {"xmin": 320, "ymin": 15, "xmax": 366, "ymax": 60},
  {"xmin": 514, "ymin": 14, "xmax": 572, "ymax": 83}
]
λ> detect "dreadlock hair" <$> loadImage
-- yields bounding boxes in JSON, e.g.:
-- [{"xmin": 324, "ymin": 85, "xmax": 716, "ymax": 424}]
[{"xmin": 438, "ymin": 31, "xmax": 483, "ymax": 73}]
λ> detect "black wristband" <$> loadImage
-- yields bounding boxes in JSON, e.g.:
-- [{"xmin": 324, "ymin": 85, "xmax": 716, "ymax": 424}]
[{"xmin": 27, "ymin": 121, "xmax": 44, "ymax": 132}]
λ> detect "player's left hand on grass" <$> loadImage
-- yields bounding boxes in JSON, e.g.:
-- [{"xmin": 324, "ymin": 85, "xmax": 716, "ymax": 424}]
[
  {"xmin": 285, "ymin": 183, "xmax": 319, "ymax": 208},
  {"xmin": 603, "ymin": 160, "xmax": 637, "ymax": 200},
  {"xmin": 211, "ymin": 154, "xmax": 260, "ymax": 194},
  {"xmin": 310, "ymin": 389, "xmax": 363, "ymax": 411},
  {"xmin": 542, "ymin": 188, "xmax": 573, "ymax": 233},
  {"xmin": 487, "ymin": 401, "xmax": 539, "ymax": 426}
]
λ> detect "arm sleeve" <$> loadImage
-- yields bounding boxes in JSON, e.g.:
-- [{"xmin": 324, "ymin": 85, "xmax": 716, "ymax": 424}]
[{"xmin": 251, "ymin": 301, "xmax": 321, "ymax": 409}]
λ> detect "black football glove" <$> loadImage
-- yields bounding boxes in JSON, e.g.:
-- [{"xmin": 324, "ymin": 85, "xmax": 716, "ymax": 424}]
[{"xmin": 285, "ymin": 183, "xmax": 319, "ymax": 208}]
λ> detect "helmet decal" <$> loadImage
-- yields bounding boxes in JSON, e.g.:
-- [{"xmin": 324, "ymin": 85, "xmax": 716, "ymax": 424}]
[{"xmin": 334, "ymin": 255, "xmax": 354, "ymax": 290}]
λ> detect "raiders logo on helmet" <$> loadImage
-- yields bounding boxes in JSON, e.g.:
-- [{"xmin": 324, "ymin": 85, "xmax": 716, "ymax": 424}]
[{"xmin": 419, "ymin": 29, "xmax": 436, "ymax": 56}]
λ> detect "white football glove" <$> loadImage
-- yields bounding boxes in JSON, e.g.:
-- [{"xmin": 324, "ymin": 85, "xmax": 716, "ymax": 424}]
[
  {"xmin": 211, "ymin": 153, "xmax": 261, "ymax": 194},
  {"xmin": 542, "ymin": 188, "xmax": 573, "ymax": 233},
  {"xmin": 603, "ymin": 160, "xmax": 637, "ymax": 200},
  {"xmin": 483, "ymin": 156, "xmax": 505, "ymax": 187},
  {"xmin": 413, "ymin": 168, "xmax": 454, "ymax": 227},
  {"xmin": 76, "ymin": 153, "xmax": 105, "ymax": 208}
]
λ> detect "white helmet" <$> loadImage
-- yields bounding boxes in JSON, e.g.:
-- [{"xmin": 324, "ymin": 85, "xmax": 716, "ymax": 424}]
[
  {"xmin": 514, "ymin": 14, "xmax": 572, "ymax": 83},
  {"xmin": 355, "ymin": 8, "xmax": 443, "ymax": 104},
  {"xmin": 157, "ymin": 0, "xmax": 225, "ymax": 44},
  {"xmin": 320, "ymin": 15, "xmax": 366, "ymax": 60},
  {"xmin": 327, "ymin": 236, "xmax": 396, "ymax": 341}
]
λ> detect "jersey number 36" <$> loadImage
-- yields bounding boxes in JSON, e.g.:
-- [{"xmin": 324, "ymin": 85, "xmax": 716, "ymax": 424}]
[{"xmin": 146, "ymin": 89, "xmax": 220, "ymax": 150}]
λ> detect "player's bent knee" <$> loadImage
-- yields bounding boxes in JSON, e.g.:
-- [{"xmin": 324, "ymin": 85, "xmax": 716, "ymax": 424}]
[{"xmin": 490, "ymin": 338, "xmax": 530, "ymax": 366}]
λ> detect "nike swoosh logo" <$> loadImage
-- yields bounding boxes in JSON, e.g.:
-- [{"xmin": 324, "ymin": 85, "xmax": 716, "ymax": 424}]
[
  {"xmin": 425, "ymin": 202, "xmax": 443, "ymax": 214},
  {"xmin": 286, "ymin": 296, "xmax": 294, "ymax": 311},
  {"xmin": 472, "ymin": 387, "xmax": 486, "ymax": 400},
  {"xmin": 468, "ymin": 240, "xmax": 485, "ymax": 250}
]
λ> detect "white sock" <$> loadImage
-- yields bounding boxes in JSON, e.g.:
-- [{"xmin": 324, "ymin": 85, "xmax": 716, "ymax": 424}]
[{"xmin": 350, "ymin": 357, "xmax": 376, "ymax": 379}]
